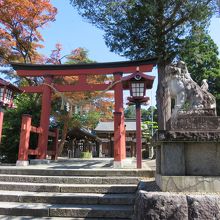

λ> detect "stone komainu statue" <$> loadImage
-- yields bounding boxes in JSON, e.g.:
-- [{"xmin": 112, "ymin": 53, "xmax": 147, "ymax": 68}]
[{"xmin": 165, "ymin": 61, "xmax": 216, "ymax": 117}]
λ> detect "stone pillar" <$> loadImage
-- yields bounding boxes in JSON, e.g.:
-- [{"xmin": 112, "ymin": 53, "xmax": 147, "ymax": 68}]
[{"xmin": 156, "ymin": 145, "xmax": 161, "ymax": 174}]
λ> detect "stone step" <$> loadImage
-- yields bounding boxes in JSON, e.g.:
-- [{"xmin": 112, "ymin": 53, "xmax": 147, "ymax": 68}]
[
  {"xmin": 0, "ymin": 216, "xmax": 131, "ymax": 220},
  {"xmin": 0, "ymin": 182, "xmax": 137, "ymax": 194},
  {"xmin": 0, "ymin": 167, "xmax": 154, "ymax": 178},
  {"xmin": 0, "ymin": 191, "xmax": 135, "ymax": 205},
  {"xmin": 0, "ymin": 174, "xmax": 140, "ymax": 185},
  {"xmin": 0, "ymin": 202, "xmax": 133, "ymax": 219}
]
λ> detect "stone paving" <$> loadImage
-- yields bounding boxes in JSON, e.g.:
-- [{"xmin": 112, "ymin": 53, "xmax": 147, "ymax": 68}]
[{"xmin": 1, "ymin": 157, "xmax": 156, "ymax": 170}]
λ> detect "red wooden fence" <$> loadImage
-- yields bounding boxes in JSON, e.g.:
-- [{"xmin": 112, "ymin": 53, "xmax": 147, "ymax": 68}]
[{"xmin": 17, "ymin": 114, "xmax": 58, "ymax": 161}]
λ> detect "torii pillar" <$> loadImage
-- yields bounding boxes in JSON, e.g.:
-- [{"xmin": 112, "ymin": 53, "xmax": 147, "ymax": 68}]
[
  {"xmin": 37, "ymin": 76, "xmax": 53, "ymax": 159},
  {"xmin": 113, "ymin": 72, "xmax": 126, "ymax": 168}
]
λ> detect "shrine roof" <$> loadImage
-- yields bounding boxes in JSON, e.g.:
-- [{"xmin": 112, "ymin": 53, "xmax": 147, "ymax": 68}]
[
  {"xmin": 0, "ymin": 78, "xmax": 21, "ymax": 92},
  {"xmin": 95, "ymin": 120, "xmax": 145, "ymax": 133}
]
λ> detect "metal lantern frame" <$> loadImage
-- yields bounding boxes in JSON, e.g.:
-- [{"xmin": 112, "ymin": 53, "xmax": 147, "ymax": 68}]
[
  {"xmin": 129, "ymin": 74, "xmax": 147, "ymax": 99},
  {"xmin": 122, "ymin": 71, "xmax": 155, "ymax": 105}
]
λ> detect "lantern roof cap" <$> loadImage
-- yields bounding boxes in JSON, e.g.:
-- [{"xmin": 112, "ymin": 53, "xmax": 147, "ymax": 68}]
[
  {"xmin": 0, "ymin": 78, "xmax": 21, "ymax": 93},
  {"xmin": 122, "ymin": 71, "xmax": 155, "ymax": 89}
]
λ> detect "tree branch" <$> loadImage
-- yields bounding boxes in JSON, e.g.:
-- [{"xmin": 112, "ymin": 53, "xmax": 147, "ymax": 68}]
[{"xmin": 162, "ymin": 0, "xmax": 212, "ymax": 35}]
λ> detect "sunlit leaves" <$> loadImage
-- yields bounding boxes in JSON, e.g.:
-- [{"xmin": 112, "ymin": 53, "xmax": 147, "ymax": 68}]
[
  {"xmin": 0, "ymin": 0, "xmax": 57, "ymax": 64},
  {"xmin": 179, "ymin": 30, "xmax": 220, "ymax": 114}
]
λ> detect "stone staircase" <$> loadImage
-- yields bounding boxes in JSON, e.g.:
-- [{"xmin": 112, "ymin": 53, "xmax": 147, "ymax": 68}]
[{"xmin": 0, "ymin": 167, "xmax": 154, "ymax": 219}]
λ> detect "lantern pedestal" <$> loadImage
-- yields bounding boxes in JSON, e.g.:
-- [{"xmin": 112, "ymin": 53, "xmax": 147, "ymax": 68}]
[{"xmin": 127, "ymin": 97, "xmax": 149, "ymax": 169}]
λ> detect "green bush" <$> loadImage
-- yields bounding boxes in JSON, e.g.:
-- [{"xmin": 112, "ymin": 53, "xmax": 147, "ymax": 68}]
[
  {"xmin": 80, "ymin": 151, "xmax": 92, "ymax": 159},
  {"xmin": 0, "ymin": 94, "xmax": 41, "ymax": 163},
  {"xmin": 142, "ymin": 149, "xmax": 149, "ymax": 159}
]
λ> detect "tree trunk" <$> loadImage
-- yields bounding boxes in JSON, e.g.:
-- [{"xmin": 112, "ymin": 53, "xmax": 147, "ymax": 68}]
[
  {"xmin": 57, "ymin": 114, "xmax": 71, "ymax": 156},
  {"xmin": 156, "ymin": 62, "xmax": 171, "ymax": 130}
]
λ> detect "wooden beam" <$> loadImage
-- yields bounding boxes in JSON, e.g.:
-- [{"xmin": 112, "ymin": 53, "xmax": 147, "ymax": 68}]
[
  {"xmin": 21, "ymin": 86, "xmax": 43, "ymax": 93},
  {"xmin": 48, "ymin": 131, "xmax": 56, "ymax": 137},
  {"xmin": 28, "ymin": 149, "xmax": 40, "ymax": 156},
  {"xmin": 54, "ymin": 83, "xmax": 112, "ymax": 92},
  {"xmin": 20, "ymin": 83, "xmax": 113, "ymax": 93},
  {"xmin": 31, "ymin": 126, "xmax": 42, "ymax": 134},
  {"xmin": 14, "ymin": 64, "xmax": 155, "ymax": 77}
]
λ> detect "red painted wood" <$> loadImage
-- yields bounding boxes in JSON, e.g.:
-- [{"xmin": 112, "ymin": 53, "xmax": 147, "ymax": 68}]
[
  {"xmin": 37, "ymin": 76, "xmax": 53, "ymax": 159},
  {"xmin": 136, "ymin": 103, "xmax": 142, "ymax": 169},
  {"xmin": 54, "ymin": 83, "xmax": 111, "ymax": 92},
  {"xmin": 21, "ymin": 86, "xmax": 43, "ymax": 93},
  {"xmin": 0, "ymin": 111, "xmax": 4, "ymax": 144},
  {"xmin": 21, "ymin": 82, "xmax": 127, "ymax": 94},
  {"xmin": 48, "ymin": 130, "xmax": 56, "ymax": 137},
  {"xmin": 16, "ymin": 64, "xmax": 154, "ymax": 77},
  {"xmin": 18, "ymin": 115, "xmax": 32, "ymax": 161},
  {"xmin": 28, "ymin": 149, "xmax": 39, "ymax": 156},
  {"xmin": 113, "ymin": 73, "xmax": 126, "ymax": 162},
  {"xmin": 31, "ymin": 126, "xmax": 42, "ymax": 134}
]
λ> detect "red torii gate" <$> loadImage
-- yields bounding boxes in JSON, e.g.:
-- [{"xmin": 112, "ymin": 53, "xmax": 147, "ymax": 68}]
[{"xmin": 11, "ymin": 58, "xmax": 157, "ymax": 167}]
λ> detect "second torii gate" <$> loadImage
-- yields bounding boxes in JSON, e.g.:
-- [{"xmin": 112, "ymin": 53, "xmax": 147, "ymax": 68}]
[{"xmin": 11, "ymin": 58, "xmax": 157, "ymax": 168}]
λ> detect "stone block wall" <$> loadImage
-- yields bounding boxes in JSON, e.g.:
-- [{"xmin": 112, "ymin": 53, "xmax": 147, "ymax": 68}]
[
  {"xmin": 157, "ymin": 142, "xmax": 220, "ymax": 176},
  {"xmin": 134, "ymin": 191, "xmax": 220, "ymax": 220}
]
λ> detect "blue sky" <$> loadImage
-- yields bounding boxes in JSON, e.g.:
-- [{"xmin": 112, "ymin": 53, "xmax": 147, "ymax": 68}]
[
  {"xmin": 40, "ymin": 0, "xmax": 126, "ymax": 62},
  {"xmin": 39, "ymin": 0, "xmax": 220, "ymax": 106},
  {"xmin": 40, "ymin": 1, "xmax": 220, "ymax": 61}
]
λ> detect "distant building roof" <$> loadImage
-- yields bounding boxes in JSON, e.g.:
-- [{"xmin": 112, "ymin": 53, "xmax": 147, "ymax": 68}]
[
  {"xmin": 67, "ymin": 127, "xmax": 101, "ymax": 142},
  {"xmin": 0, "ymin": 78, "xmax": 21, "ymax": 92},
  {"xmin": 95, "ymin": 120, "xmax": 144, "ymax": 133}
]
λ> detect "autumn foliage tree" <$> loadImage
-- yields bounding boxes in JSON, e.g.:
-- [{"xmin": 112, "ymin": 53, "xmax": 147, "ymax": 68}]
[
  {"xmin": 0, "ymin": 0, "xmax": 57, "ymax": 163},
  {"xmin": 47, "ymin": 45, "xmax": 114, "ymax": 155},
  {"xmin": 0, "ymin": 0, "xmax": 57, "ymax": 64}
]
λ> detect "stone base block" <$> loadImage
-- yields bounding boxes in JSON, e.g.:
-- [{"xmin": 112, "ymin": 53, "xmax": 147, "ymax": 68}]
[
  {"xmin": 134, "ymin": 191, "xmax": 220, "ymax": 220},
  {"xmin": 156, "ymin": 142, "xmax": 220, "ymax": 176},
  {"xmin": 113, "ymin": 160, "xmax": 125, "ymax": 169},
  {"xmin": 29, "ymin": 159, "xmax": 50, "ymax": 165},
  {"xmin": 156, "ymin": 174, "xmax": 220, "ymax": 192},
  {"xmin": 16, "ymin": 160, "xmax": 29, "ymax": 166},
  {"xmin": 113, "ymin": 158, "xmax": 137, "ymax": 169}
]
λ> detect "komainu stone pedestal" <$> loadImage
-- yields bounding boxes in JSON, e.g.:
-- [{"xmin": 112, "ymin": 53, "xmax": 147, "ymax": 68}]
[{"xmin": 155, "ymin": 115, "xmax": 220, "ymax": 192}]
